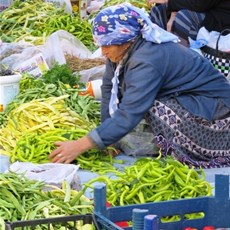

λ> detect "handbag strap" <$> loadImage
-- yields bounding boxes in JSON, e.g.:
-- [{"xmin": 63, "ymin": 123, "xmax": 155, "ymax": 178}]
[{"xmin": 215, "ymin": 29, "xmax": 230, "ymax": 55}]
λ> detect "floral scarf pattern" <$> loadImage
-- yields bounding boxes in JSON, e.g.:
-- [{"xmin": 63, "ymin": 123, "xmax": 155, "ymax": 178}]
[{"xmin": 92, "ymin": 3, "xmax": 179, "ymax": 46}]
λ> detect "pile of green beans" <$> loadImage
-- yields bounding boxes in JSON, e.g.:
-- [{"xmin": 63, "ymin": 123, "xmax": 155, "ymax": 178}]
[
  {"xmin": 0, "ymin": 172, "xmax": 93, "ymax": 228},
  {"xmin": 0, "ymin": 95, "xmax": 94, "ymax": 158},
  {"xmin": 11, "ymin": 128, "xmax": 88, "ymax": 163},
  {"xmin": 103, "ymin": 0, "xmax": 149, "ymax": 11},
  {"xmin": 86, "ymin": 155, "xmax": 213, "ymax": 206},
  {"xmin": 1, "ymin": 76, "xmax": 101, "ymax": 127},
  {"xmin": 76, "ymin": 150, "xmax": 124, "ymax": 174},
  {"xmin": 0, "ymin": 0, "xmax": 94, "ymax": 49},
  {"xmin": 88, "ymin": 0, "xmax": 150, "ymax": 20}
]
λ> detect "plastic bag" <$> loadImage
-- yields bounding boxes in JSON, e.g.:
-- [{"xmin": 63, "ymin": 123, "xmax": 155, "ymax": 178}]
[
  {"xmin": 9, "ymin": 162, "xmax": 81, "ymax": 190},
  {"xmin": 0, "ymin": 42, "xmax": 49, "ymax": 78},
  {"xmin": 0, "ymin": 154, "xmax": 10, "ymax": 173},
  {"xmin": 79, "ymin": 64, "xmax": 105, "ymax": 82},
  {"xmin": 87, "ymin": 0, "xmax": 104, "ymax": 14},
  {"xmin": 43, "ymin": 30, "xmax": 92, "ymax": 67},
  {"xmin": 78, "ymin": 47, "xmax": 105, "ymax": 82},
  {"xmin": 116, "ymin": 120, "xmax": 159, "ymax": 157},
  {"xmin": 197, "ymin": 27, "xmax": 230, "ymax": 52},
  {"xmin": 0, "ymin": 42, "xmax": 34, "ymax": 68},
  {"xmin": 0, "ymin": 0, "xmax": 12, "ymax": 12}
]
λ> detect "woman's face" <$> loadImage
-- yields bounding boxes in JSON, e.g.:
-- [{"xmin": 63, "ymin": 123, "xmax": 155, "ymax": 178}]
[{"xmin": 101, "ymin": 43, "xmax": 131, "ymax": 63}]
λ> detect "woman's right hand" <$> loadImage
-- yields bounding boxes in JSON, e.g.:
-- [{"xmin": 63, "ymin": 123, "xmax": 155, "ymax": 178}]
[{"xmin": 49, "ymin": 136, "xmax": 95, "ymax": 164}]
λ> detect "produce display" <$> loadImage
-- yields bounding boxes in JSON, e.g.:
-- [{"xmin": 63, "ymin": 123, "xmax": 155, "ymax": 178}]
[
  {"xmin": 0, "ymin": 65, "xmax": 99, "ymax": 123},
  {"xmin": 0, "ymin": 65, "xmax": 126, "ymax": 171},
  {"xmin": 0, "ymin": 171, "xmax": 94, "ymax": 228},
  {"xmin": 0, "ymin": 50, "xmax": 214, "ymax": 229},
  {"xmin": 0, "ymin": 0, "xmax": 94, "ymax": 49},
  {"xmin": 88, "ymin": 0, "xmax": 150, "ymax": 18},
  {"xmin": 0, "ymin": 0, "xmax": 221, "ymax": 228},
  {"xmin": 102, "ymin": 0, "xmax": 149, "ymax": 11},
  {"xmin": 0, "ymin": 65, "xmax": 122, "ymax": 170},
  {"xmin": 6, "ymin": 101, "xmax": 90, "ymax": 163},
  {"xmin": 85, "ymin": 155, "xmax": 213, "ymax": 207},
  {"xmin": 82, "ymin": 154, "xmax": 213, "ymax": 224}
]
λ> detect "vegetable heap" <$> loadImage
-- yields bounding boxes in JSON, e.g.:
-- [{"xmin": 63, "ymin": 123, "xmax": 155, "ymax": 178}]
[
  {"xmin": 88, "ymin": 0, "xmax": 150, "ymax": 19},
  {"xmin": 85, "ymin": 155, "xmax": 213, "ymax": 206},
  {"xmin": 0, "ymin": 64, "xmax": 123, "ymax": 170},
  {"xmin": 0, "ymin": 0, "xmax": 94, "ymax": 49},
  {"xmin": 0, "ymin": 171, "xmax": 94, "ymax": 229},
  {"xmin": 0, "ymin": 64, "xmax": 213, "ymax": 226},
  {"xmin": 0, "ymin": 80, "xmax": 99, "ymax": 163},
  {"xmin": 82, "ymin": 154, "xmax": 213, "ymax": 222}
]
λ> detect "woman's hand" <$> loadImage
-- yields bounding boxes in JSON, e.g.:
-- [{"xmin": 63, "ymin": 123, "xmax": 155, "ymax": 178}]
[{"xmin": 49, "ymin": 136, "xmax": 95, "ymax": 164}]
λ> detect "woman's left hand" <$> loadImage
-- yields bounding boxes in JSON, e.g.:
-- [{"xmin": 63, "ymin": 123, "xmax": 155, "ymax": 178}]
[{"xmin": 49, "ymin": 136, "xmax": 95, "ymax": 164}]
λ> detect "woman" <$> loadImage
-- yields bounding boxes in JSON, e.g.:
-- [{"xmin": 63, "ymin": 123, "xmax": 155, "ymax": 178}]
[
  {"xmin": 148, "ymin": 0, "xmax": 230, "ymax": 44},
  {"xmin": 49, "ymin": 3, "xmax": 230, "ymax": 168}
]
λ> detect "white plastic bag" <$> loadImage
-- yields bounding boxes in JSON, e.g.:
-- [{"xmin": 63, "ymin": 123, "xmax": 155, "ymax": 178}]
[
  {"xmin": 79, "ymin": 64, "xmax": 105, "ymax": 82},
  {"xmin": 77, "ymin": 47, "xmax": 105, "ymax": 81},
  {"xmin": 0, "ymin": 42, "xmax": 35, "ymax": 69},
  {"xmin": 197, "ymin": 27, "xmax": 230, "ymax": 52},
  {"xmin": 43, "ymin": 30, "xmax": 92, "ymax": 67},
  {"xmin": 87, "ymin": 0, "xmax": 104, "ymax": 14},
  {"xmin": 9, "ymin": 161, "xmax": 81, "ymax": 190},
  {"xmin": 0, "ymin": 42, "xmax": 49, "ymax": 78},
  {"xmin": 0, "ymin": 0, "xmax": 12, "ymax": 12}
]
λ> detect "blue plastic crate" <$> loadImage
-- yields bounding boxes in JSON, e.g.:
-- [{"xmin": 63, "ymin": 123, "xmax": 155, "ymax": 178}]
[{"xmin": 94, "ymin": 174, "xmax": 230, "ymax": 230}]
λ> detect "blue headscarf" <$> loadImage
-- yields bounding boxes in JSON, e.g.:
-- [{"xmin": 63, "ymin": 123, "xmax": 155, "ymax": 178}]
[{"xmin": 92, "ymin": 3, "xmax": 179, "ymax": 46}]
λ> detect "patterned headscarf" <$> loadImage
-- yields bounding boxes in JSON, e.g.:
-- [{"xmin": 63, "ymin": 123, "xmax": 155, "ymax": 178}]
[{"xmin": 92, "ymin": 3, "xmax": 179, "ymax": 46}]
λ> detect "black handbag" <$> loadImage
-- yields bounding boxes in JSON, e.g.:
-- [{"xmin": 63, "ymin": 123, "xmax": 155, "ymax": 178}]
[{"xmin": 202, "ymin": 29, "xmax": 230, "ymax": 77}]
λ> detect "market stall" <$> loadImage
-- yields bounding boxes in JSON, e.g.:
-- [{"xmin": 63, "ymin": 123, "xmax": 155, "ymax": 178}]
[{"xmin": 1, "ymin": 0, "xmax": 230, "ymax": 229}]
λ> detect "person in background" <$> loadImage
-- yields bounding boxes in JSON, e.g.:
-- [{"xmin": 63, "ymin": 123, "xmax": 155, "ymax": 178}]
[
  {"xmin": 49, "ymin": 3, "xmax": 230, "ymax": 168},
  {"xmin": 147, "ymin": 0, "xmax": 230, "ymax": 46}
]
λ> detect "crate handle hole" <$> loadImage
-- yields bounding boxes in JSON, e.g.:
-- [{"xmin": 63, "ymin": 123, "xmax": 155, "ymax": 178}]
[
  {"xmin": 184, "ymin": 212, "xmax": 205, "ymax": 220},
  {"xmin": 160, "ymin": 214, "xmax": 181, "ymax": 223}
]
